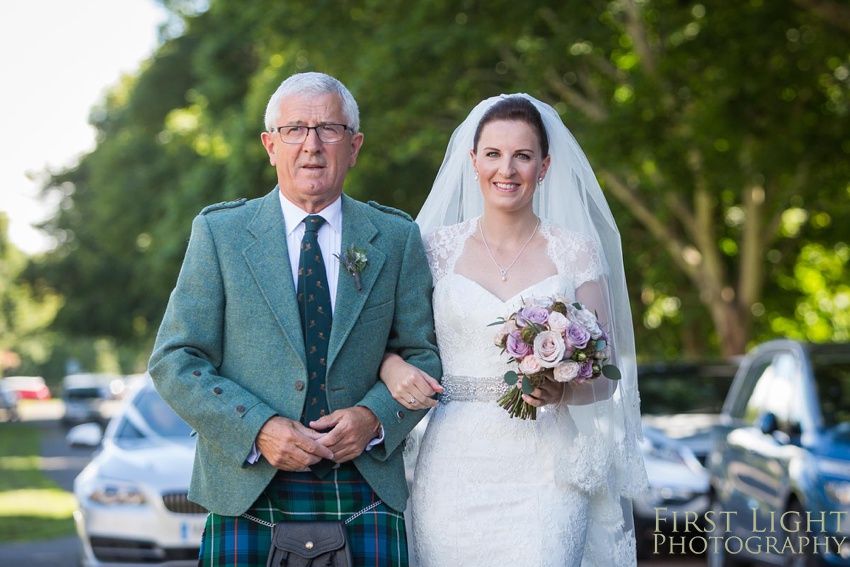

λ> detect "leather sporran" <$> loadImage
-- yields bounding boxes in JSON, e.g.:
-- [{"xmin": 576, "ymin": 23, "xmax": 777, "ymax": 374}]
[{"xmin": 266, "ymin": 520, "xmax": 352, "ymax": 567}]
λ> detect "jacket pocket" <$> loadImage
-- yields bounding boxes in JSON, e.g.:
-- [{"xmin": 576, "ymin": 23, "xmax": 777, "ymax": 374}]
[{"xmin": 358, "ymin": 299, "xmax": 395, "ymax": 324}]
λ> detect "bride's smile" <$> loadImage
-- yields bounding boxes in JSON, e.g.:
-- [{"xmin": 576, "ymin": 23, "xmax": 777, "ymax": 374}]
[{"xmin": 471, "ymin": 119, "xmax": 550, "ymax": 213}]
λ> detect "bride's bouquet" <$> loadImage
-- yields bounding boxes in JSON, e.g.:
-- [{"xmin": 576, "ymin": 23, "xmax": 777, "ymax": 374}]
[{"xmin": 491, "ymin": 296, "xmax": 621, "ymax": 420}]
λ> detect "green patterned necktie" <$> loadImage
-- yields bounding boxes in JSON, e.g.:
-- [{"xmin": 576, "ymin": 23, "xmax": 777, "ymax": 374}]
[{"xmin": 297, "ymin": 214, "xmax": 334, "ymax": 477}]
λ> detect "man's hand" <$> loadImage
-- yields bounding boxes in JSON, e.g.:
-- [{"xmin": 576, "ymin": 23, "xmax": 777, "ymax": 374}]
[
  {"xmin": 256, "ymin": 416, "xmax": 335, "ymax": 471},
  {"xmin": 311, "ymin": 407, "xmax": 381, "ymax": 463}
]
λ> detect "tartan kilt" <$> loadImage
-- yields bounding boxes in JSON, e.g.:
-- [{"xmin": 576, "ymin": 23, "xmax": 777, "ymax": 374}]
[{"xmin": 198, "ymin": 463, "xmax": 408, "ymax": 566}]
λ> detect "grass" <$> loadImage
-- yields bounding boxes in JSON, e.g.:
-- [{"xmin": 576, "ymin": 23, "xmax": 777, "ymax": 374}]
[{"xmin": 0, "ymin": 422, "xmax": 77, "ymax": 544}]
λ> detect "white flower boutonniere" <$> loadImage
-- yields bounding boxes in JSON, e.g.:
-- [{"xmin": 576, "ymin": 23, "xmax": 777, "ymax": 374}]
[{"xmin": 335, "ymin": 245, "xmax": 369, "ymax": 291}]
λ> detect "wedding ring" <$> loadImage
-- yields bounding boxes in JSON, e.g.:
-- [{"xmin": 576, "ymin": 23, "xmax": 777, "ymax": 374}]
[{"xmin": 409, "ymin": 398, "xmax": 416, "ymax": 405}]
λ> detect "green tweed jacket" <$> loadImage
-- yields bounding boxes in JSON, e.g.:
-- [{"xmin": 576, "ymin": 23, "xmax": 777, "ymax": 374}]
[{"xmin": 149, "ymin": 188, "xmax": 440, "ymax": 516}]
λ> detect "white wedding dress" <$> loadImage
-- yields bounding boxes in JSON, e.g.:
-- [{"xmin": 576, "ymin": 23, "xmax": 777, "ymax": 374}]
[{"xmin": 408, "ymin": 218, "xmax": 644, "ymax": 567}]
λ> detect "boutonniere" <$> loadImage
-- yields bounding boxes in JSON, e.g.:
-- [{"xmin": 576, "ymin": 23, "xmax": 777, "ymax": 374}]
[{"xmin": 335, "ymin": 245, "xmax": 369, "ymax": 291}]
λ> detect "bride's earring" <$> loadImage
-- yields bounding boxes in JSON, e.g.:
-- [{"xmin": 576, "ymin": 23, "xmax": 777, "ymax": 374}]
[
  {"xmin": 474, "ymin": 170, "xmax": 479, "ymax": 181},
  {"xmin": 537, "ymin": 177, "xmax": 544, "ymax": 186}
]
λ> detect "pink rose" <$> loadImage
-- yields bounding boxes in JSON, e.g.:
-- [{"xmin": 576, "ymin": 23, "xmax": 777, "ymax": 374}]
[
  {"xmin": 493, "ymin": 320, "xmax": 517, "ymax": 347},
  {"xmin": 533, "ymin": 331, "xmax": 566, "ymax": 368},
  {"xmin": 519, "ymin": 355, "xmax": 543, "ymax": 375},
  {"xmin": 553, "ymin": 361, "xmax": 581, "ymax": 383},
  {"xmin": 506, "ymin": 331, "xmax": 532, "ymax": 359},
  {"xmin": 565, "ymin": 323, "xmax": 591, "ymax": 350}
]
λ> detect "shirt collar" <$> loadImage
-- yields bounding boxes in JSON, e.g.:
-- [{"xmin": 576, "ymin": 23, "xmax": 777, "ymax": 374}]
[{"xmin": 278, "ymin": 189, "xmax": 342, "ymax": 236}]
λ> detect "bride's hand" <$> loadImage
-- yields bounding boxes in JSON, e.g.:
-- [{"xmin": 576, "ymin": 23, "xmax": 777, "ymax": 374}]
[
  {"xmin": 522, "ymin": 378, "xmax": 565, "ymax": 408},
  {"xmin": 380, "ymin": 353, "xmax": 443, "ymax": 410}
]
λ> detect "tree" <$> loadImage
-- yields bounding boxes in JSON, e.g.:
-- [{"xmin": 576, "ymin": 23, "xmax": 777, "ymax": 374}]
[{"xmin": 31, "ymin": 0, "xmax": 850, "ymax": 360}]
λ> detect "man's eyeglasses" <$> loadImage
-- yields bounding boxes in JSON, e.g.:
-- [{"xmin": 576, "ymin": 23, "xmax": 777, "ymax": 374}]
[{"xmin": 272, "ymin": 124, "xmax": 351, "ymax": 144}]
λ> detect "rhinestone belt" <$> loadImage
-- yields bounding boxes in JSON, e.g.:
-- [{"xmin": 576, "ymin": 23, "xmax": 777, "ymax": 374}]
[{"xmin": 438, "ymin": 374, "xmax": 510, "ymax": 404}]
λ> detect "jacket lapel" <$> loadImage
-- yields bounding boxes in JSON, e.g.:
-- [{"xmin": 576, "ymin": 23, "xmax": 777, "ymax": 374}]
[
  {"xmin": 327, "ymin": 195, "xmax": 386, "ymax": 370},
  {"xmin": 242, "ymin": 189, "xmax": 307, "ymax": 371}
]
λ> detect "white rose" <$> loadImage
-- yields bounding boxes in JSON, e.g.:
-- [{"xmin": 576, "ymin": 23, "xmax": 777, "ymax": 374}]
[
  {"xmin": 533, "ymin": 331, "xmax": 566, "ymax": 368},
  {"xmin": 554, "ymin": 361, "xmax": 581, "ymax": 383},
  {"xmin": 567, "ymin": 305, "xmax": 604, "ymax": 339},
  {"xmin": 547, "ymin": 311, "xmax": 569, "ymax": 336}
]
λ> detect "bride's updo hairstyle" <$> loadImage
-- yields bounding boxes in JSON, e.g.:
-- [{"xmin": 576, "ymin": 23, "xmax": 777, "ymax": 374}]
[{"xmin": 472, "ymin": 96, "xmax": 550, "ymax": 158}]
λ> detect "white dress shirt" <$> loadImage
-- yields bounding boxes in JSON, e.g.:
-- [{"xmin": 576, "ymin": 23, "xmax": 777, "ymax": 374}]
[{"xmin": 278, "ymin": 191, "xmax": 342, "ymax": 312}]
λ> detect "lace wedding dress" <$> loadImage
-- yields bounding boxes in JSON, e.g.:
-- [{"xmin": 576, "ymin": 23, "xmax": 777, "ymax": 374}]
[{"xmin": 408, "ymin": 218, "xmax": 644, "ymax": 567}]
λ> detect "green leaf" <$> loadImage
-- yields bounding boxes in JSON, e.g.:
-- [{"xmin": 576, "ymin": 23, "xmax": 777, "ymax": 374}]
[
  {"xmin": 521, "ymin": 377, "xmax": 535, "ymax": 394},
  {"xmin": 503, "ymin": 370, "xmax": 519, "ymax": 385},
  {"xmin": 602, "ymin": 365, "xmax": 622, "ymax": 380}
]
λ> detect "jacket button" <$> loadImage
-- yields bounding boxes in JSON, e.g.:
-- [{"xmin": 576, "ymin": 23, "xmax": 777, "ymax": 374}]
[
  {"xmin": 396, "ymin": 410, "xmax": 405, "ymax": 419},
  {"xmin": 192, "ymin": 370, "xmax": 201, "ymax": 377},
  {"xmin": 295, "ymin": 381, "xmax": 304, "ymax": 391},
  {"xmin": 236, "ymin": 405, "xmax": 245, "ymax": 413},
  {"xmin": 213, "ymin": 387, "xmax": 222, "ymax": 395}
]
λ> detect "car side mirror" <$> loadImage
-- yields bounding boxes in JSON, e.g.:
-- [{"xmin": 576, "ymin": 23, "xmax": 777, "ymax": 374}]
[
  {"xmin": 66, "ymin": 422, "xmax": 103, "ymax": 448},
  {"xmin": 755, "ymin": 411, "xmax": 778, "ymax": 435}
]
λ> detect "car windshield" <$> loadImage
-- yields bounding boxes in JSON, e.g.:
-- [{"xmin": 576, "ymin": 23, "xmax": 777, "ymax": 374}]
[
  {"xmin": 132, "ymin": 387, "xmax": 192, "ymax": 438},
  {"xmin": 813, "ymin": 356, "xmax": 850, "ymax": 429},
  {"xmin": 66, "ymin": 388, "xmax": 103, "ymax": 400}
]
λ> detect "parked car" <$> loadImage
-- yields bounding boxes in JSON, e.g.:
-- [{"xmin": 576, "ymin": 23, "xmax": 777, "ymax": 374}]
[
  {"xmin": 707, "ymin": 340, "xmax": 850, "ymax": 566},
  {"xmin": 1, "ymin": 375, "xmax": 51, "ymax": 400},
  {"xmin": 633, "ymin": 425, "xmax": 710, "ymax": 558},
  {"xmin": 62, "ymin": 373, "xmax": 125, "ymax": 425},
  {"xmin": 0, "ymin": 380, "xmax": 20, "ymax": 422},
  {"xmin": 640, "ymin": 361, "xmax": 739, "ymax": 465},
  {"xmin": 69, "ymin": 376, "xmax": 206, "ymax": 566},
  {"xmin": 634, "ymin": 361, "xmax": 739, "ymax": 556}
]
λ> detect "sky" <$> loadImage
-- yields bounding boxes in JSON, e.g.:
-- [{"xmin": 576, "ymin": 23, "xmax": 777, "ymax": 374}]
[{"xmin": 0, "ymin": 0, "xmax": 168, "ymax": 255}]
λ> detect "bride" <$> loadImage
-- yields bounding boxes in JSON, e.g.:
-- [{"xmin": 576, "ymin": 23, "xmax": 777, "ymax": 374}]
[{"xmin": 380, "ymin": 94, "xmax": 647, "ymax": 566}]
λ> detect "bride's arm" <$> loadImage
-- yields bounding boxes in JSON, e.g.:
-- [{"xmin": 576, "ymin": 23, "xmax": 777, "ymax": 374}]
[
  {"xmin": 560, "ymin": 276, "xmax": 619, "ymax": 406},
  {"xmin": 379, "ymin": 353, "xmax": 444, "ymax": 410}
]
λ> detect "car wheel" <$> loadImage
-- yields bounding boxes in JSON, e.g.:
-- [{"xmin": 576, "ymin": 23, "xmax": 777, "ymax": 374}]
[
  {"xmin": 783, "ymin": 500, "xmax": 815, "ymax": 567},
  {"xmin": 706, "ymin": 494, "xmax": 741, "ymax": 567}
]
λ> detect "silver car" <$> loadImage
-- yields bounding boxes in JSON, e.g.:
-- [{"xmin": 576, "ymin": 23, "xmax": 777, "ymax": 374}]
[{"xmin": 68, "ymin": 377, "xmax": 206, "ymax": 566}]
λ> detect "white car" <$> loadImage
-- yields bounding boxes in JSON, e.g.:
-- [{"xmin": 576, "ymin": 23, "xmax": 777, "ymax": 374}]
[{"xmin": 68, "ymin": 377, "xmax": 206, "ymax": 566}]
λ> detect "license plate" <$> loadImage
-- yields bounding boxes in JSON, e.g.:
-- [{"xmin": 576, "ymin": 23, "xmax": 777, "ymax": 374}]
[{"xmin": 179, "ymin": 517, "xmax": 207, "ymax": 541}]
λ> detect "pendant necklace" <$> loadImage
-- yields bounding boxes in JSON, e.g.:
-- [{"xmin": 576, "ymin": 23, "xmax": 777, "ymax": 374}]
[{"xmin": 479, "ymin": 217, "xmax": 540, "ymax": 282}]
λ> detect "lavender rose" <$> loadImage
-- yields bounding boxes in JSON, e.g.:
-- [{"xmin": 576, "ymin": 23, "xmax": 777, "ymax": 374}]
[
  {"xmin": 533, "ymin": 330, "xmax": 566, "ymax": 368},
  {"xmin": 554, "ymin": 361, "xmax": 581, "ymax": 383},
  {"xmin": 517, "ymin": 306, "xmax": 549, "ymax": 327},
  {"xmin": 506, "ymin": 331, "xmax": 532, "ymax": 359},
  {"xmin": 565, "ymin": 323, "xmax": 591, "ymax": 350},
  {"xmin": 575, "ymin": 360, "xmax": 595, "ymax": 384}
]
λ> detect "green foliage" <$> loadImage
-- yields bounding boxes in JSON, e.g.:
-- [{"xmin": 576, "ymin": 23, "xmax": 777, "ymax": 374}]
[
  {"xmin": 0, "ymin": 423, "xmax": 76, "ymax": 543},
  {"xmin": 24, "ymin": 0, "xmax": 850, "ymax": 361}
]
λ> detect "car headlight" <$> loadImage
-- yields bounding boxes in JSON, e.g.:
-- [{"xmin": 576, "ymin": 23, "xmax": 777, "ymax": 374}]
[
  {"xmin": 824, "ymin": 481, "xmax": 850, "ymax": 505},
  {"xmin": 87, "ymin": 480, "xmax": 146, "ymax": 506}
]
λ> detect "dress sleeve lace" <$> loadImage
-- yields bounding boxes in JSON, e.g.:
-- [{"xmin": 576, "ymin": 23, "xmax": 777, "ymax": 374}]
[
  {"xmin": 540, "ymin": 221, "xmax": 606, "ymax": 290},
  {"xmin": 422, "ymin": 218, "xmax": 478, "ymax": 285}
]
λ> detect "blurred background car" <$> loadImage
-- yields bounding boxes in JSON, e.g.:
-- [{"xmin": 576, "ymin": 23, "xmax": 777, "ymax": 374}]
[
  {"xmin": 707, "ymin": 339, "xmax": 850, "ymax": 566},
  {"xmin": 68, "ymin": 375, "xmax": 206, "ymax": 566},
  {"xmin": 62, "ymin": 373, "xmax": 126, "ymax": 426},
  {"xmin": 0, "ymin": 379, "xmax": 20, "ymax": 422},
  {"xmin": 1, "ymin": 375, "xmax": 51, "ymax": 400},
  {"xmin": 633, "ymin": 361, "xmax": 738, "ymax": 557},
  {"xmin": 639, "ymin": 361, "xmax": 739, "ymax": 465},
  {"xmin": 634, "ymin": 425, "xmax": 710, "ymax": 558}
]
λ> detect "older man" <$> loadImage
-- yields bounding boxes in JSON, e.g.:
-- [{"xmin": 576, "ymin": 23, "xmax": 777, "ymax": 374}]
[{"xmin": 149, "ymin": 72, "xmax": 440, "ymax": 566}]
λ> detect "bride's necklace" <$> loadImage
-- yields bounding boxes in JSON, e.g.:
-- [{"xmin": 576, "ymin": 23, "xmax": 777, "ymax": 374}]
[{"xmin": 479, "ymin": 217, "xmax": 540, "ymax": 282}]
